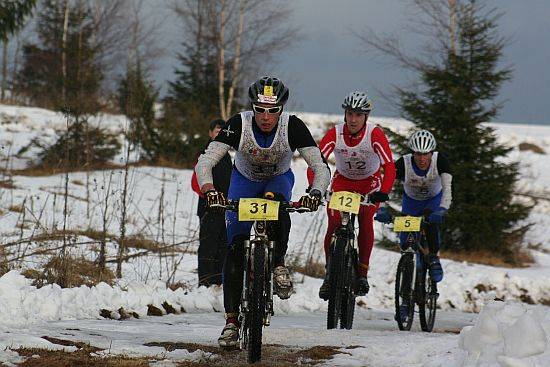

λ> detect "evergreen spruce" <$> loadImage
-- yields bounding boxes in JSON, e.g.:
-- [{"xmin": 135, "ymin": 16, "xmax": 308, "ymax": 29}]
[
  {"xmin": 164, "ymin": 38, "xmax": 239, "ymax": 166},
  {"xmin": 395, "ymin": 2, "xmax": 530, "ymax": 259},
  {"xmin": 16, "ymin": 0, "xmax": 102, "ymax": 113},
  {"xmin": 0, "ymin": 0, "xmax": 36, "ymax": 40},
  {"xmin": 118, "ymin": 65, "xmax": 160, "ymax": 162}
]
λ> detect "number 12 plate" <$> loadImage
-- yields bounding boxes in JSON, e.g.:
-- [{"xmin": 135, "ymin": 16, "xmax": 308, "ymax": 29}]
[
  {"xmin": 393, "ymin": 216, "xmax": 422, "ymax": 232},
  {"xmin": 238, "ymin": 198, "xmax": 280, "ymax": 221},
  {"xmin": 328, "ymin": 191, "xmax": 362, "ymax": 214}
]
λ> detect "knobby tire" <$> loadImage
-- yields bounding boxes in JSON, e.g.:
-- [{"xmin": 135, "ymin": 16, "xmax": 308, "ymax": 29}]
[
  {"xmin": 327, "ymin": 237, "xmax": 346, "ymax": 329},
  {"xmin": 395, "ymin": 254, "xmax": 415, "ymax": 331},
  {"xmin": 247, "ymin": 242, "xmax": 266, "ymax": 363}
]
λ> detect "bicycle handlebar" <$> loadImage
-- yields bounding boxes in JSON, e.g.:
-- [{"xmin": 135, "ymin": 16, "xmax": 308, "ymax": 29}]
[{"xmin": 210, "ymin": 200, "xmax": 312, "ymax": 213}]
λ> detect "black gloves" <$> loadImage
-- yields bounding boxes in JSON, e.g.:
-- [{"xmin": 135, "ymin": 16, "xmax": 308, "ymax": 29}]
[
  {"xmin": 299, "ymin": 189, "xmax": 322, "ymax": 211},
  {"xmin": 205, "ymin": 190, "xmax": 227, "ymax": 211},
  {"xmin": 370, "ymin": 191, "xmax": 389, "ymax": 203}
]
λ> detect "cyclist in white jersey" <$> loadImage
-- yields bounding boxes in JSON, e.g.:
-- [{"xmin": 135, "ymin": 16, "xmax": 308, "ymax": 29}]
[{"xmin": 195, "ymin": 76, "xmax": 330, "ymax": 349}]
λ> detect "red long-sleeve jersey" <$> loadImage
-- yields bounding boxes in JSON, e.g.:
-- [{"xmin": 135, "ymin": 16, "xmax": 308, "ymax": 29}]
[{"xmin": 307, "ymin": 123, "xmax": 396, "ymax": 193}]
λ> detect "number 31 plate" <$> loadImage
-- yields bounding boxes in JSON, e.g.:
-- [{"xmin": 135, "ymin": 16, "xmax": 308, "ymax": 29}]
[
  {"xmin": 238, "ymin": 198, "xmax": 280, "ymax": 221},
  {"xmin": 393, "ymin": 216, "xmax": 422, "ymax": 232},
  {"xmin": 328, "ymin": 191, "xmax": 362, "ymax": 214}
]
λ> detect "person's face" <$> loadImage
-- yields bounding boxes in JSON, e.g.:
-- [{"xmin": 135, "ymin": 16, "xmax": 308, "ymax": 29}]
[
  {"xmin": 345, "ymin": 110, "xmax": 368, "ymax": 134},
  {"xmin": 413, "ymin": 152, "xmax": 433, "ymax": 170},
  {"xmin": 209, "ymin": 125, "xmax": 221, "ymax": 139},
  {"xmin": 252, "ymin": 103, "xmax": 282, "ymax": 133}
]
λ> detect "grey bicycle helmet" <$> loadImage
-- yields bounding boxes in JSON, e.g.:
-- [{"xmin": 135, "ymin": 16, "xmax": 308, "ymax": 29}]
[
  {"xmin": 342, "ymin": 91, "xmax": 372, "ymax": 113},
  {"xmin": 248, "ymin": 76, "xmax": 289, "ymax": 106},
  {"xmin": 408, "ymin": 130, "xmax": 437, "ymax": 153}
]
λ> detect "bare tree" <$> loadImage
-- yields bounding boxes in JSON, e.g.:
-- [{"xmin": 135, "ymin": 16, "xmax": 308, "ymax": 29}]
[
  {"xmin": 354, "ymin": 0, "xmax": 462, "ymax": 74},
  {"xmin": 173, "ymin": 0, "xmax": 299, "ymax": 120}
]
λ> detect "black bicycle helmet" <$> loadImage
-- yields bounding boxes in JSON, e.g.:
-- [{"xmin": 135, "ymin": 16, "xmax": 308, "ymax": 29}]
[{"xmin": 248, "ymin": 76, "xmax": 289, "ymax": 106}]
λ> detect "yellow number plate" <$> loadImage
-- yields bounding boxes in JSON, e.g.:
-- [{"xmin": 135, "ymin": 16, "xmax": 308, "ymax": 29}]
[
  {"xmin": 238, "ymin": 198, "xmax": 280, "ymax": 221},
  {"xmin": 328, "ymin": 191, "xmax": 361, "ymax": 214},
  {"xmin": 393, "ymin": 216, "xmax": 422, "ymax": 232}
]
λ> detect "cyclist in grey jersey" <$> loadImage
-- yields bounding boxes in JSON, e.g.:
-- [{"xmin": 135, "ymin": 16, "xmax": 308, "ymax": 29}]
[{"xmin": 195, "ymin": 76, "xmax": 330, "ymax": 349}]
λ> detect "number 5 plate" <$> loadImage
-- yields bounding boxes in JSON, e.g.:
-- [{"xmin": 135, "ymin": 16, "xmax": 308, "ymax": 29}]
[
  {"xmin": 328, "ymin": 191, "xmax": 361, "ymax": 214},
  {"xmin": 238, "ymin": 198, "xmax": 280, "ymax": 221},
  {"xmin": 393, "ymin": 216, "xmax": 422, "ymax": 232}
]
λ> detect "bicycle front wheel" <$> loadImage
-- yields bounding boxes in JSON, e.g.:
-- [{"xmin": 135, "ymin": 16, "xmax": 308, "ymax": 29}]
[
  {"xmin": 340, "ymin": 247, "xmax": 357, "ymax": 330},
  {"xmin": 418, "ymin": 264, "xmax": 437, "ymax": 332},
  {"xmin": 247, "ymin": 243, "xmax": 266, "ymax": 363},
  {"xmin": 395, "ymin": 253, "xmax": 415, "ymax": 331},
  {"xmin": 327, "ymin": 237, "xmax": 346, "ymax": 329}
]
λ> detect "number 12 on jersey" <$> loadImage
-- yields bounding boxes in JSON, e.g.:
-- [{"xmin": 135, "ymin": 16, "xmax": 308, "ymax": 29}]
[{"xmin": 329, "ymin": 191, "xmax": 362, "ymax": 214}]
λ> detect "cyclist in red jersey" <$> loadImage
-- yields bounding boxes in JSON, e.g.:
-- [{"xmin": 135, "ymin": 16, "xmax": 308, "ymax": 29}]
[{"xmin": 308, "ymin": 91, "xmax": 396, "ymax": 299}]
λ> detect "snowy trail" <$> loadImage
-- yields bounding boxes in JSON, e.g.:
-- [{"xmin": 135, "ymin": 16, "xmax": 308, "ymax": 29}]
[{"xmin": 2, "ymin": 308, "xmax": 475, "ymax": 366}]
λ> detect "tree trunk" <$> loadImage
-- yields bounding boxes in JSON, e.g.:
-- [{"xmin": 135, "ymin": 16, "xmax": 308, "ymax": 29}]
[
  {"xmin": 1, "ymin": 38, "xmax": 8, "ymax": 101},
  {"xmin": 61, "ymin": 0, "xmax": 70, "ymax": 104},
  {"xmin": 11, "ymin": 34, "xmax": 22, "ymax": 102},
  {"xmin": 226, "ymin": 0, "xmax": 246, "ymax": 118},
  {"xmin": 217, "ymin": 0, "xmax": 227, "ymax": 120},
  {"xmin": 449, "ymin": 0, "xmax": 457, "ymax": 55}
]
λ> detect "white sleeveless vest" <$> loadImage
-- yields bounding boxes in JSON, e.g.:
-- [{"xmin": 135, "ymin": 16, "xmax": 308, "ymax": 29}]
[
  {"xmin": 234, "ymin": 111, "xmax": 293, "ymax": 182},
  {"xmin": 334, "ymin": 123, "xmax": 381, "ymax": 180},
  {"xmin": 403, "ymin": 152, "xmax": 442, "ymax": 200}
]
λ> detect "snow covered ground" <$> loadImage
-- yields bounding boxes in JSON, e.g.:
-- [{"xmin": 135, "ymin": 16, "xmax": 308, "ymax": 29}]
[{"xmin": 0, "ymin": 105, "xmax": 549, "ymax": 366}]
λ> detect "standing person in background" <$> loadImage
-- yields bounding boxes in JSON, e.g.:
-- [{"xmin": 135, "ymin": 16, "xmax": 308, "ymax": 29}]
[{"xmin": 191, "ymin": 119, "xmax": 232, "ymax": 287}]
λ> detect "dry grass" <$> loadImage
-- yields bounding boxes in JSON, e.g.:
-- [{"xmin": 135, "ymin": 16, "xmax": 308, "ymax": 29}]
[
  {"xmin": 11, "ymin": 162, "xmax": 124, "ymax": 177},
  {"xmin": 8, "ymin": 204, "xmax": 24, "ymax": 213},
  {"xmin": 14, "ymin": 343, "xmax": 342, "ymax": 367},
  {"xmin": 123, "ymin": 234, "xmax": 163, "ymax": 251},
  {"xmin": 143, "ymin": 342, "xmax": 342, "ymax": 366},
  {"xmin": 22, "ymin": 255, "xmax": 115, "ymax": 288},
  {"xmin": 10, "ymin": 159, "xmax": 190, "ymax": 177},
  {"xmin": 440, "ymin": 248, "xmax": 534, "ymax": 268},
  {"xmin": 291, "ymin": 259, "xmax": 326, "ymax": 279},
  {"xmin": 15, "ymin": 347, "xmax": 152, "ymax": 367},
  {"xmin": 0, "ymin": 179, "xmax": 17, "ymax": 189},
  {"xmin": 519, "ymin": 142, "xmax": 545, "ymax": 154}
]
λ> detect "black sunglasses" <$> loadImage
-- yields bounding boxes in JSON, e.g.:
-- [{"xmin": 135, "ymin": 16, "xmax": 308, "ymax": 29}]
[{"xmin": 252, "ymin": 104, "xmax": 282, "ymax": 114}]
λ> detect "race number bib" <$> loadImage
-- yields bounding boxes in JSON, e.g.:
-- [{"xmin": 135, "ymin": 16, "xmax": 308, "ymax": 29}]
[
  {"xmin": 393, "ymin": 216, "xmax": 422, "ymax": 232},
  {"xmin": 328, "ymin": 191, "xmax": 361, "ymax": 214},
  {"xmin": 238, "ymin": 198, "xmax": 280, "ymax": 221}
]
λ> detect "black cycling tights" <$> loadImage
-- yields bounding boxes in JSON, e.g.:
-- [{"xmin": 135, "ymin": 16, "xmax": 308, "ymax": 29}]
[
  {"xmin": 426, "ymin": 222, "xmax": 441, "ymax": 254},
  {"xmin": 223, "ymin": 208, "xmax": 291, "ymax": 315}
]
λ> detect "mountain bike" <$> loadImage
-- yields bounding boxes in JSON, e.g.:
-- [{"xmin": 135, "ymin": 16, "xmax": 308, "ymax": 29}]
[
  {"xmin": 325, "ymin": 191, "xmax": 374, "ymax": 330},
  {"xmin": 214, "ymin": 193, "xmax": 309, "ymax": 363},
  {"xmin": 382, "ymin": 214, "xmax": 438, "ymax": 332}
]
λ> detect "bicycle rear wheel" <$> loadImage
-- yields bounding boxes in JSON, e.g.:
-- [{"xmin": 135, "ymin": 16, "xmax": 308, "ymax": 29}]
[
  {"xmin": 247, "ymin": 242, "xmax": 266, "ymax": 363},
  {"xmin": 340, "ymin": 247, "xmax": 357, "ymax": 330},
  {"xmin": 327, "ymin": 237, "xmax": 346, "ymax": 329},
  {"xmin": 418, "ymin": 263, "xmax": 437, "ymax": 332},
  {"xmin": 395, "ymin": 253, "xmax": 415, "ymax": 331}
]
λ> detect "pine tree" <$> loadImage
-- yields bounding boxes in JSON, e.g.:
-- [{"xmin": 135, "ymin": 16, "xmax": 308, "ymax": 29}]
[
  {"xmin": 0, "ymin": 0, "xmax": 36, "ymax": 40},
  {"xmin": 0, "ymin": 0, "xmax": 37, "ymax": 100},
  {"xmin": 16, "ymin": 0, "xmax": 102, "ymax": 114},
  {"xmin": 164, "ymin": 42, "xmax": 221, "ymax": 165},
  {"xmin": 395, "ymin": 1, "xmax": 530, "ymax": 260}
]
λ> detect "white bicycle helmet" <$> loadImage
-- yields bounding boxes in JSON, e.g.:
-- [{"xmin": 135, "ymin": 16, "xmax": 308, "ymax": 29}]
[
  {"xmin": 342, "ymin": 91, "xmax": 372, "ymax": 113},
  {"xmin": 408, "ymin": 130, "xmax": 437, "ymax": 153}
]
